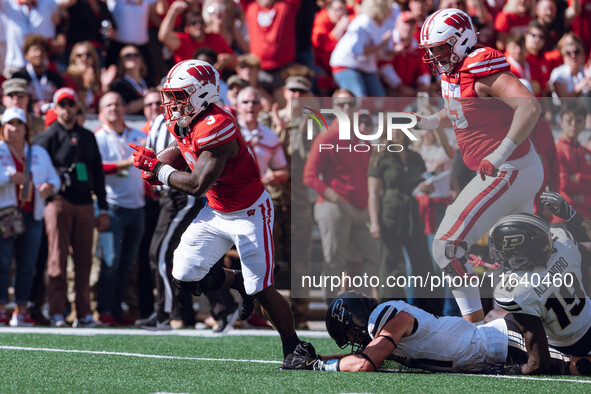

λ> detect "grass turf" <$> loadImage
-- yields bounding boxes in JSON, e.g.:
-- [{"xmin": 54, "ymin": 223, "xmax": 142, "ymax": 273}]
[{"xmin": 1, "ymin": 331, "xmax": 590, "ymax": 393}]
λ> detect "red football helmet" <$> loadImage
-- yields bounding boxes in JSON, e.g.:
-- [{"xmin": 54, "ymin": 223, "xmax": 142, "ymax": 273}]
[
  {"xmin": 161, "ymin": 60, "xmax": 220, "ymax": 127},
  {"xmin": 419, "ymin": 8, "xmax": 477, "ymax": 75}
]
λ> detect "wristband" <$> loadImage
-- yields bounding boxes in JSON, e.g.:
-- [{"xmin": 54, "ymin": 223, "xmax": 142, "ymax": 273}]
[
  {"xmin": 156, "ymin": 164, "xmax": 177, "ymax": 186},
  {"xmin": 99, "ymin": 209, "xmax": 109, "ymax": 216},
  {"xmin": 313, "ymin": 359, "xmax": 340, "ymax": 371},
  {"xmin": 417, "ymin": 114, "xmax": 440, "ymax": 130},
  {"xmin": 485, "ymin": 137, "xmax": 518, "ymax": 168}
]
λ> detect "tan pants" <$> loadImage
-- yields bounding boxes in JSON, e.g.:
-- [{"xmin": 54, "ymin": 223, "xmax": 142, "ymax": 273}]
[{"xmin": 44, "ymin": 196, "xmax": 94, "ymax": 317}]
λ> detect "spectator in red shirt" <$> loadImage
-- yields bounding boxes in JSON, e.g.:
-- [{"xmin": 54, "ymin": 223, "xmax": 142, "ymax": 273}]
[
  {"xmin": 158, "ymin": 1, "xmax": 236, "ymax": 70},
  {"xmin": 494, "ymin": 0, "xmax": 533, "ymax": 51},
  {"xmin": 555, "ymin": 102, "xmax": 591, "ymax": 219},
  {"xmin": 311, "ymin": 0, "xmax": 352, "ymax": 76},
  {"xmin": 242, "ymin": 0, "xmax": 301, "ymax": 93},
  {"xmin": 566, "ymin": 0, "xmax": 591, "ymax": 54},
  {"xmin": 379, "ymin": 11, "xmax": 430, "ymax": 97},
  {"xmin": 203, "ymin": 0, "xmax": 249, "ymax": 54},
  {"xmin": 524, "ymin": 21, "xmax": 551, "ymax": 97}
]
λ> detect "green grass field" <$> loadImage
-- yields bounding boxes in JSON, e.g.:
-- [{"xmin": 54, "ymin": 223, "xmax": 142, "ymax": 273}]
[{"xmin": 1, "ymin": 328, "xmax": 590, "ymax": 393}]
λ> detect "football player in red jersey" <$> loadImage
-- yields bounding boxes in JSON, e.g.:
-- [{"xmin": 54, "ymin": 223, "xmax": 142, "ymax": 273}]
[
  {"xmin": 416, "ymin": 9, "xmax": 543, "ymax": 324},
  {"xmin": 129, "ymin": 60, "xmax": 307, "ymax": 367}
]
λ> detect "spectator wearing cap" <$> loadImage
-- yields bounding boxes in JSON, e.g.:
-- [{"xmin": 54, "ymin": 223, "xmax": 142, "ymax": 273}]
[
  {"xmin": 94, "ymin": 91, "xmax": 146, "ymax": 327},
  {"xmin": 1, "ymin": 78, "xmax": 45, "ymax": 138},
  {"xmin": 12, "ymin": 35, "xmax": 65, "ymax": 116},
  {"xmin": 329, "ymin": 0, "xmax": 393, "ymax": 97},
  {"xmin": 378, "ymin": 11, "xmax": 430, "ymax": 97},
  {"xmin": 234, "ymin": 54, "xmax": 273, "ymax": 111},
  {"xmin": 226, "ymin": 75, "xmax": 249, "ymax": 110},
  {"xmin": 158, "ymin": 1, "xmax": 236, "ymax": 70},
  {"xmin": 0, "ymin": 107, "xmax": 60, "ymax": 327},
  {"xmin": 34, "ymin": 87, "xmax": 109, "ymax": 328}
]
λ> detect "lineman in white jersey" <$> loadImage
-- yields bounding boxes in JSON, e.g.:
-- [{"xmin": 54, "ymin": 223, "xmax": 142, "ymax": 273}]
[
  {"xmin": 490, "ymin": 193, "xmax": 591, "ymax": 356},
  {"xmin": 282, "ymin": 291, "xmax": 591, "ymax": 375}
]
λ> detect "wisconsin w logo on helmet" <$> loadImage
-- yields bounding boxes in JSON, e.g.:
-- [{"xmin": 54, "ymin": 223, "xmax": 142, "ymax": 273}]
[
  {"xmin": 444, "ymin": 12, "xmax": 472, "ymax": 33},
  {"xmin": 187, "ymin": 65, "xmax": 217, "ymax": 87}
]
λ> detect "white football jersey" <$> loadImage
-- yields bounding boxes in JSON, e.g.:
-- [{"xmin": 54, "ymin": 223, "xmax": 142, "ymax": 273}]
[
  {"xmin": 368, "ymin": 301, "xmax": 508, "ymax": 372},
  {"xmin": 494, "ymin": 227, "xmax": 591, "ymax": 348}
]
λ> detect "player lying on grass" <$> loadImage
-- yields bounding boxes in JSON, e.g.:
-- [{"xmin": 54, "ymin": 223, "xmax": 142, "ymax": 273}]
[
  {"xmin": 488, "ymin": 192, "xmax": 591, "ymax": 358},
  {"xmin": 283, "ymin": 291, "xmax": 591, "ymax": 375}
]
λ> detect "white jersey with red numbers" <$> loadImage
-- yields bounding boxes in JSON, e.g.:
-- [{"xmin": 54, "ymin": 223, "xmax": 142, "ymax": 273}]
[
  {"xmin": 368, "ymin": 301, "xmax": 508, "ymax": 372},
  {"xmin": 170, "ymin": 104, "xmax": 265, "ymax": 212},
  {"xmin": 495, "ymin": 228, "xmax": 591, "ymax": 350},
  {"xmin": 441, "ymin": 46, "xmax": 531, "ymax": 171}
]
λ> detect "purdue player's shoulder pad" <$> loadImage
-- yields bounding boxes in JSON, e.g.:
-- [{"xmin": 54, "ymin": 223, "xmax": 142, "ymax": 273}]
[
  {"xmin": 368, "ymin": 302, "xmax": 399, "ymax": 339},
  {"xmin": 461, "ymin": 46, "xmax": 510, "ymax": 78},
  {"xmin": 194, "ymin": 107, "xmax": 239, "ymax": 151}
]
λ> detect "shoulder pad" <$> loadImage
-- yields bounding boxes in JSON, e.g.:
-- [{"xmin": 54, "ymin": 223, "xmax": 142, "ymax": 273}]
[
  {"xmin": 460, "ymin": 47, "xmax": 510, "ymax": 77},
  {"xmin": 194, "ymin": 107, "xmax": 238, "ymax": 150}
]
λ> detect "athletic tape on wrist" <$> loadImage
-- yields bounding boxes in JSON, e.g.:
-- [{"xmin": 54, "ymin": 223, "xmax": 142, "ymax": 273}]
[
  {"xmin": 487, "ymin": 137, "xmax": 518, "ymax": 167},
  {"xmin": 157, "ymin": 164, "xmax": 177, "ymax": 186},
  {"xmin": 417, "ymin": 114, "xmax": 440, "ymax": 130}
]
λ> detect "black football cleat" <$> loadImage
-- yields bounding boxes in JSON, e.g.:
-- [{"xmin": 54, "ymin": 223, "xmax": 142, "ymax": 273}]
[{"xmin": 239, "ymin": 294, "xmax": 255, "ymax": 321}]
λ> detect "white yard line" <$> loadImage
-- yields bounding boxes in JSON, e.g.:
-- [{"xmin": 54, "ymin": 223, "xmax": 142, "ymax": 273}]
[
  {"xmin": 0, "ymin": 327, "xmax": 330, "ymax": 338},
  {"xmin": 0, "ymin": 345, "xmax": 280, "ymax": 364},
  {"xmin": 1, "ymin": 344, "xmax": 590, "ymax": 384}
]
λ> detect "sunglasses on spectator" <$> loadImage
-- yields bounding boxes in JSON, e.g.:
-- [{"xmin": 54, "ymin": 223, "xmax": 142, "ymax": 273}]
[
  {"xmin": 76, "ymin": 52, "xmax": 91, "ymax": 58},
  {"xmin": 207, "ymin": 5, "xmax": 226, "ymax": 14},
  {"xmin": 188, "ymin": 19, "xmax": 205, "ymax": 26},
  {"xmin": 58, "ymin": 99, "xmax": 77, "ymax": 108},
  {"xmin": 241, "ymin": 100, "xmax": 261, "ymax": 105},
  {"xmin": 7, "ymin": 119, "xmax": 24, "ymax": 126},
  {"xmin": 144, "ymin": 101, "xmax": 162, "ymax": 108},
  {"xmin": 289, "ymin": 88, "xmax": 307, "ymax": 94},
  {"xmin": 564, "ymin": 49, "xmax": 582, "ymax": 57},
  {"xmin": 122, "ymin": 53, "xmax": 140, "ymax": 59},
  {"xmin": 7, "ymin": 92, "xmax": 26, "ymax": 98}
]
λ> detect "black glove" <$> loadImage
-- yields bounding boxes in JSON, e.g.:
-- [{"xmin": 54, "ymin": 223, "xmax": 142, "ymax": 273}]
[
  {"xmin": 540, "ymin": 192, "xmax": 576, "ymax": 221},
  {"xmin": 485, "ymin": 363, "xmax": 523, "ymax": 375},
  {"xmin": 281, "ymin": 342, "xmax": 320, "ymax": 370}
]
